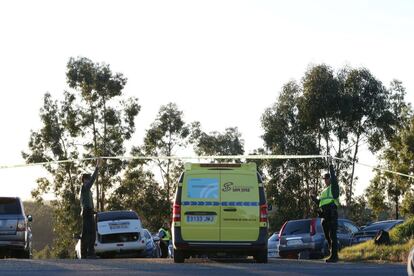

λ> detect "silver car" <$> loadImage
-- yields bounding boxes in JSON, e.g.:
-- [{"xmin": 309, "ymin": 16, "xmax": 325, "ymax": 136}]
[
  {"xmin": 267, "ymin": 232, "xmax": 279, "ymax": 258},
  {"xmin": 0, "ymin": 197, "xmax": 32, "ymax": 258}
]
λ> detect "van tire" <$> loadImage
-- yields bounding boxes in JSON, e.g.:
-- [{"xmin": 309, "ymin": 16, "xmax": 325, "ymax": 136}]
[
  {"xmin": 254, "ymin": 250, "xmax": 268, "ymax": 263},
  {"xmin": 174, "ymin": 249, "xmax": 185, "ymax": 263}
]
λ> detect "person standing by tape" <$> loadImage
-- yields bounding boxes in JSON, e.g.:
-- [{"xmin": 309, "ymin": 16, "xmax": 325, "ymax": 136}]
[
  {"xmin": 80, "ymin": 158, "xmax": 103, "ymax": 259},
  {"xmin": 312, "ymin": 157, "xmax": 340, "ymax": 263}
]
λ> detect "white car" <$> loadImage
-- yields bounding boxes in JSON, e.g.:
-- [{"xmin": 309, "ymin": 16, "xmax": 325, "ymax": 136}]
[
  {"xmin": 75, "ymin": 210, "xmax": 147, "ymax": 258},
  {"xmin": 267, "ymin": 232, "xmax": 279, "ymax": 258}
]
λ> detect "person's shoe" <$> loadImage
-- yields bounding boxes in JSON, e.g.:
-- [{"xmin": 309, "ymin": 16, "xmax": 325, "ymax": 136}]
[{"xmin": 325, "ymin": 256, "xmax": 338, "ymax": 263}]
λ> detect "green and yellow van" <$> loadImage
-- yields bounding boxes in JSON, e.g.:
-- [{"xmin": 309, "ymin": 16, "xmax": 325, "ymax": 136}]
[{"xmin": 172, "ymin": 163, "xmax": 268, "ymax": 263}]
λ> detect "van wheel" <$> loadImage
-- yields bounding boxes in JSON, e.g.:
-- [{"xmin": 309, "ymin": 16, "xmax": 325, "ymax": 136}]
[
  {"xmin": 174, "ymin": 249, "xmax": 185, "ymax": 263},
  {"xmin": 254, "ymin": 250, "xmax": 268, "ymax": 263}
]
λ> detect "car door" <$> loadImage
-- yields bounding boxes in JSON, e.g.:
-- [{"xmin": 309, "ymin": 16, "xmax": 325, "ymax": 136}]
[
  {"xmin": 220, "ymin": 170, "xmax": 259, "ymax": 242},
  {"xmin": 181, "ymin": 170, "xmax": 220, "ymax": 241}
]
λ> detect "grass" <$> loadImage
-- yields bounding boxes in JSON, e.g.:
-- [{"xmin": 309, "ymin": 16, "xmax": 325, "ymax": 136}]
[{"xmin": 339, "ymin": 217, "xmax": 414, "ymax": 263}]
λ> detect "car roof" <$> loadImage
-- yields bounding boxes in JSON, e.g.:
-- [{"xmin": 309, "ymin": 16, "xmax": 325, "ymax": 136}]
[{"xmin": 370, "ymin": 219, "xmax": 404, "ymax": 225}]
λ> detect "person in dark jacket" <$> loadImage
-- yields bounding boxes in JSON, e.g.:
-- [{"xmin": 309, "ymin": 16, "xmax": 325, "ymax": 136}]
[
  {"xmin": 80, "ymin": 158, "xmax": 103, "ymax": 259},
  {"xmin": 312, "ymin": 158, "xmax": 340, "ymax": 263}
]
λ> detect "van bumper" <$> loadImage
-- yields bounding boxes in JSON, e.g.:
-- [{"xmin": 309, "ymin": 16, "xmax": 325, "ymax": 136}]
[{"xmin": 173, "ymin": 227, "xmax": 267, "ymax": 253}]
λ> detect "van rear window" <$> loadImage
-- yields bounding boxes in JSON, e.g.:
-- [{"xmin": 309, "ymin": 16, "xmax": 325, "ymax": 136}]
[
  {"xmin": 187, "ymin": 178, "xmax": 219, "ymax": 199},
  {"xmin": 0, "ymin": 197, "xmax": 22, "ymax": 215}
]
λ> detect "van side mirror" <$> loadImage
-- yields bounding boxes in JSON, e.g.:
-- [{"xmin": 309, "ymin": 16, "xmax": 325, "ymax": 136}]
[
  {"xmin": 27, "ymin": 215, "xmax": 33, "ymax": 222},
  {"xmin": 267, "ymin": 204, "xmax": 273, "ymax": 212}
]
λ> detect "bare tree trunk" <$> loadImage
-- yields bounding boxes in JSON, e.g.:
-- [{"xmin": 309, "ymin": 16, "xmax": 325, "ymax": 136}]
[
  {"xmin": 90, "ymin": 102, "xmax": 100, "ymax": 212},
  {"xmin": 349, "ymin": 131, "xmax": 360, "ymax": 208}
]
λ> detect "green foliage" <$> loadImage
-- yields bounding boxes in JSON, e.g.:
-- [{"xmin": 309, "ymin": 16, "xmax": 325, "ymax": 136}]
[
  {"xmin": 345, "ymin": 196, "xmax": 373, "ymax": 227},
  {"xmin": 402, "ymin": 190, "xmax": 414, "ymax": 217},
  {"xmin": 127, "ymin": 103, "xmax": 189, "ymax": 219},
  {"xmin": 339, "ymin": 239, "xmax": 414, "ymax": 263},
  {"xmin": 190, "ymin": 122, "xmax": 244, "ymax": 161},
  {"xmin": 366, "ymin": 175, "xmax": 389, "ymax": 219},
  {"xmin": 22, "ymin": 57, "xmax": 140, "ymax": 258},
  {"xmin": 261, "ymin": 65, "xmax": 410, "ymax": 228},
  {"xmin": 390, "ymin": 217, "xmax": 414, "ymax": 243},
  {"xmin": 33, "ymin": 245, "xmax": 52, "ymax": 260},
  {"xmin": 107, "ymin": 166, "xmax": 170, "ymax": 232}
]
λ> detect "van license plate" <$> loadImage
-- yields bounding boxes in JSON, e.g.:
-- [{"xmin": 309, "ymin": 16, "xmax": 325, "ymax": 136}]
[{"xmin": 186, "ymin": 215, "xmax": 215, "ymax": 223}]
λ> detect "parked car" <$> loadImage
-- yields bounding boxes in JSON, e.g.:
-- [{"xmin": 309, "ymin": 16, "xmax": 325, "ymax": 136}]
[
  {"xmin": 278, "ymin": 218, "xmax": 359, "ymax": 259},
  {"xmin": 351, "ymin": 219, "xmax": 404, "ymax": 245},
  {"xmin": 0, "ymin": 197, "xmax": 32, "ymax": 259},
  {"xmin": 143, "ymin": 229, "xmax": 161, "ymax": 258},
  {"xmin": 75, "ymin": 210, "xmax": 147, "ymax": 258},
  {"xmin": 267, "ymin": 232, "xmax": 279, "ymax": 258},
  {"xmin": 408, "ymin": 246, "xmax": 414, "ymax": 276}
]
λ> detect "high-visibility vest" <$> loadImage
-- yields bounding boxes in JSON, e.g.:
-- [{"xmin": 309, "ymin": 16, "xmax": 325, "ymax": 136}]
[
  {"xmin": 319, "ymin": 185, "xmax": 339, "ymax": 208},
  {"xmin": 159, "ymin": 227, "xmax": 171, "ymax": 241}
]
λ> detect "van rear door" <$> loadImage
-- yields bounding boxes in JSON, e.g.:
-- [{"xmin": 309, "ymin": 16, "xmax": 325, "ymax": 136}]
[
  {"xmin": 181, "ymin": 170, "xmax": 220, "ymax": 241},
  {"xmin": 220, "ymin": 170, "xmax": 260, "ymax": 241}
]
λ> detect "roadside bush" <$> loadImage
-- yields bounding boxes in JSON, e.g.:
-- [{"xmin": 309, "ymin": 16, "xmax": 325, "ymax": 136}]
[{"xmin": 390, "ymin": 217, "xmax": 414, "ymax": 243}]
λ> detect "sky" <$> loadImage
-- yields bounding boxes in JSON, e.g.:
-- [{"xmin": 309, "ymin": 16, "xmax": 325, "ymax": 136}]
[{"xmin": 0, "ymin": 0, "xmax": 413, "ymax": 200}]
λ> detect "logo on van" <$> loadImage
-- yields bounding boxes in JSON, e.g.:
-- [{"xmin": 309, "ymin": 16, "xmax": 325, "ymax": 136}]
[
  {"xmin": 222, "ymin": 182, "xmax": 233, "ymax": 192},
  {"xmin": 222, "ymin": 182, "xmax": 253, "ymax": 193}
]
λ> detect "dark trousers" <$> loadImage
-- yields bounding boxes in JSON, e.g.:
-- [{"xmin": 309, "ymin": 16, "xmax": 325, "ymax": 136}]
[
  {"xmin": 81, "ymin": 210, "xmax": 96, "ymax": 258},
  {"xmin": 160, "ymin": 239, "xmax": 169, "ymax": 258},
  {"xmin": 321, "ymin": 204, "xmax": 338, "ymax": 258}
]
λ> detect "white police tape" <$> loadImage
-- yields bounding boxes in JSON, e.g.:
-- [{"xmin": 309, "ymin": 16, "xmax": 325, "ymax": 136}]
[{"xmin": 1, "ymin": 154, "xmax": 413, "ymax": 179}]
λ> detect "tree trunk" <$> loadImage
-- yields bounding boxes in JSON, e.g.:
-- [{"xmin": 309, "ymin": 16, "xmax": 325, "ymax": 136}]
[
  {"xmin": 395, "ymin": 196, "xmax": 399, "ymax": 219},
  {"xmin": 90, "ymin": 102, "xmax": 100, "ymax": 212},
  {"xmin": 349, "ymin": 131, "xmax": 361, "ymax": 207}
]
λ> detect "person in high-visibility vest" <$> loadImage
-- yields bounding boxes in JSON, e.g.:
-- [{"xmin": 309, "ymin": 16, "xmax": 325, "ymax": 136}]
[
  {"xmin": 158, "ymin": 222, "xmax": 171, "ymax": 258},
  {"xmin": 312, "ymin": 159, "xmax": 339, "ymax": 263}
]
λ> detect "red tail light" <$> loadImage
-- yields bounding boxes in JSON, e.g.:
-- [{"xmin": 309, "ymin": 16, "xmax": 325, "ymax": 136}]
[
  {"xmin": 16, "ymin": 219, "xmax": 26, "ymax": 231},
  {"xmin": 260, "ymin": 204, "xmax": 268, "ymax": 223},
  {"xmin": 310, "ymin": 218, "xmax": 316, "ymax": 236},
  {"xmin": 279, "ymin": 221, "xmax": 287, "ymax": 238},
  {"xmin": 173, "ymin": 203, "xmax": 181, "ymax": 222}
]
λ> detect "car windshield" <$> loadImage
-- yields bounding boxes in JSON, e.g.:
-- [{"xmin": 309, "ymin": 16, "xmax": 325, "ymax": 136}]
[
  {"xmin": 362, "ymin": 221, "xmax": 399, "ymax": 231},
  {"xmin": 0, "ymin": 197, "xmax": 22, "ymax": 215},
  {"xmin": 282, "ymin": 220, "xmax": 310, "ymax": 236},
  {"xmin": 97, "ymin": 211, "xmax": 139, "ymax": 222}
]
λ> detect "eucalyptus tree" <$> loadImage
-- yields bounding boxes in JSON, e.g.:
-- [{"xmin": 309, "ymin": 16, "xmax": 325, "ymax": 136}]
[
  {"xmin": 22, "ymin": 57, "xmax": 140, "ymax": 256},
  {"xmin": 137, "ymin": 103, "xmax": 190, "ymax": 204},
  {"xmin": 190, "ymin": 122, "xmax": 244, "ymax": 162},
  {"xmin": 261, "ymin": 81, "xmax": 323, "ymax": 229}
]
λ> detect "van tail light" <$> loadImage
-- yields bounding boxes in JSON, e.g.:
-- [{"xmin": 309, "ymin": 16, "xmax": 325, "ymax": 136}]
[
  {"xmin": 260, "ymin": 204, "xmax": 268, "ymax": 223},
  {"xmin": 173, "ymin": 203, "xmax": 181, "ymax": 222},
  {"xmin": 279, "ymin": 221, "xmax": 287, "ymax": 238},
  {"xmin": 17, "ymin": 219, "xmax": 26, "ymax": 231},
  {"xmin": 310, "ymin": 218, "xmax": 316, "ymax": 236}
]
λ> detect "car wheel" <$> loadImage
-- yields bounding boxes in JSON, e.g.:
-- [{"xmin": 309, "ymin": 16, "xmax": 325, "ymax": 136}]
[
  {"xmin": 173, "ymin": 249, "xmax": 185, "ymax": 263},
  {"xmin": 254, "ymin": 250, "xmax": 268, "ymax": 263}
]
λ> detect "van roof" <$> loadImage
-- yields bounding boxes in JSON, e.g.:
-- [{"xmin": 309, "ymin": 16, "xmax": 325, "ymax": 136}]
[{"xmin": 184, "ymin": 162, "xmax": 257, "ymax": 171}]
